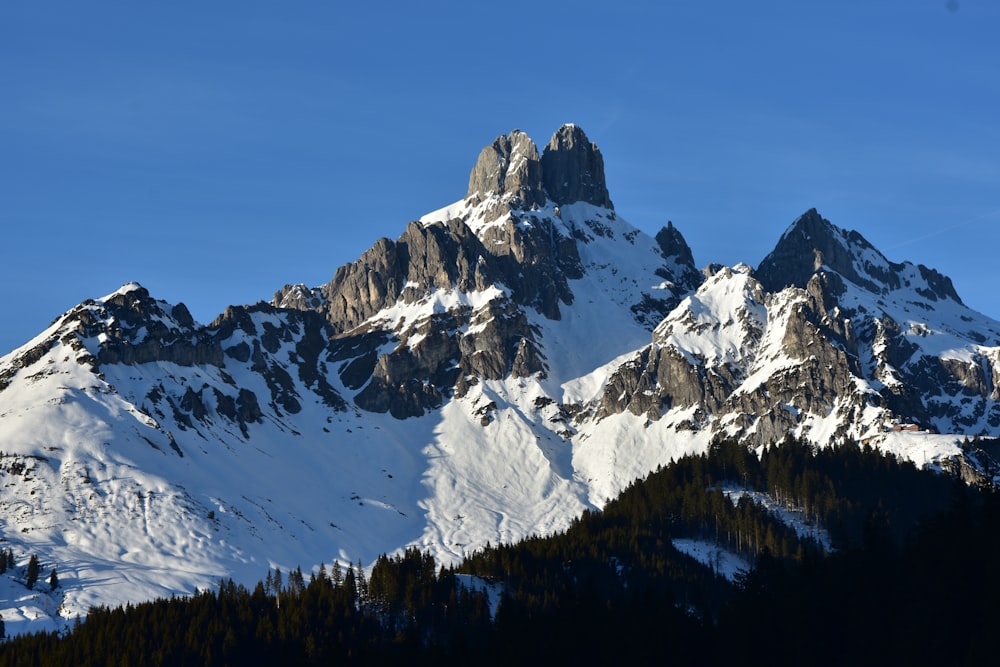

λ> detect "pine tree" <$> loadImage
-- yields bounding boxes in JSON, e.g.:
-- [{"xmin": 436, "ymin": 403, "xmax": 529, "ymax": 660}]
[
  {"xmin": 356, "ymin": 558, "xmax": 369, "ymax": 602},
  {"xmin": 25, "ymin": 554, "xmax": 40, "ymax": 590},
  {"xmin": 49, "ymin": 568, "xmax": 59, "ymax": 590},
  {"xmin": 332, "ymin": 560, "xmax": 343, "ymax": 588}
]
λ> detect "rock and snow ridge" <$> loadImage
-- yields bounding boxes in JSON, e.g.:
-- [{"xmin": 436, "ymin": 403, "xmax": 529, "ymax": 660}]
[{"xmin": 2, "ymin": 126, "xmax": 999, "ymax": 635}]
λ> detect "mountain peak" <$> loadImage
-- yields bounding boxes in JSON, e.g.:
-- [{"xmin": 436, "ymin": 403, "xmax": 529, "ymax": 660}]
[
  {"xmin": 757, "ymin": 208, "xmax": 896, "ymax": 294},
  {"xmin": 541, "ymin": 124, "xmax": 613, "ymax": 209},
  {"xmin": 756, "ymin": 209, "xmax": 963, "ymax": 304},
  {"xmin": 110, "ymin": 281, "xmax": 146, "ymax": 296},
  {"xmin": 465, "ymin": 125, "xmax": 613, "ymax": 215},
  {"xmin": 655, "ymin": 221, "xmax": 696, "ymax": 270},
  {"xmin": 466, "ymin": 129, "xmax": 545, "ymax": 209}
]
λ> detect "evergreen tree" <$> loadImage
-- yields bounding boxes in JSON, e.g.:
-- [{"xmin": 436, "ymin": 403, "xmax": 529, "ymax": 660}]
[
  {"xmin": 48, "ymin": 568, "xmax": 59, "ymax": 590},
  {"xmin": 25, "ymin": 555, "xmax": 39, "ymax": 590},
  {"xmin": 332, "ymin": 560, "xmax": 343, "ymax": 587},
  {"xmin": 356, "ymin": 558, "xmax": 369, "ymax": 602}
]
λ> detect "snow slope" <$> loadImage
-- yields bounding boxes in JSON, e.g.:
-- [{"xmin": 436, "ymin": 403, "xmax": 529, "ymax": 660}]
[
  {"xmin": 0, "ymin": 257, "xmax": 698, "ymax": 634},
  {"xmin": 3, "ymin": 201, "xmax": 1000, "ymax": 638}
]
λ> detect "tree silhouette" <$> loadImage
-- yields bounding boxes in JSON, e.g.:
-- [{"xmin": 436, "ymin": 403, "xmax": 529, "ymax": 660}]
[{"xmin": 25, "ymin": 555, "xmax": 39, "ymax": 590}]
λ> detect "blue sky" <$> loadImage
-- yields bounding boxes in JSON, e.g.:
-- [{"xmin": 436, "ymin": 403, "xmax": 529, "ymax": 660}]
[{"xmin": 2, "ymin": 1, "xmax": 998, "ymax": 354}]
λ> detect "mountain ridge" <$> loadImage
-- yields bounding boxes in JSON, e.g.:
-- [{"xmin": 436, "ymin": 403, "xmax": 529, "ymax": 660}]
[
  {"xmin": 1, "ymin": 124, "xmax": 998, "ymax": 635},
  {"xmin": 757, "ymin": 207, "xmax": 963, "ymax": 303}
]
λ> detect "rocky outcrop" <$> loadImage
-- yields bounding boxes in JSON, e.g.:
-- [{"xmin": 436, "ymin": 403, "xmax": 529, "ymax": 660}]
[
  {"xmin": 274, "ymin": 124, "xmax": 643, "ymax": 416},
  {"xmin": 331, "ymin": 292, "xmax": 546, "ymax": 418},
  {"xmin": 540, "ymin": 124, "xmax": 613, "ymax": 209},
  {"xmin": 463, "ymin": 125, "xmax": 613, "ymax": 214},
  {"xmin": 757, "ymin": 209, "xmax": 962, "ymax": 305},
  {"xmin": 65, "ymin": 286, "xmax": 225, "ymax": 368},
  {"xmin": 300, "ymin": 215, "xmax": 578, "ymax": 334},
  {"xmin": 757, "ymin": 209, "xmax": 899, "ymax": 294},
  {"xmin": 273, "ymin": 284, "xmax": 325, "ymax": 311},
  {"xmin": 36, "ymin": 284, "xmax": 353, "ymax": 440},
  {"xmin": 915, "ymin": 264, "xmax": 962, "ymax": 303},
  {"xmin": 727, "ymin": 292, "xmax": 860, "ymax": 443},
  {"xmin": 655, "ymin": 222, "xmax": 695, "ymax": 274},
  {"xmin": 0, "ymin": 336, "xmax": 58, "ymax": 392},
  {"xmin": 596, "ymin": 262, "xmax": 874, "ymax": 447},
  {"xmin": 592, "ymin": 203, "xmax": 1000, "ymax": 446},
  {"xmin": 466, "ymin": 130, "xmax": 545, "ymax": 219},
  {"xmin": 601, "ymin": 268, "xmax": 758, "ymax": 421}
]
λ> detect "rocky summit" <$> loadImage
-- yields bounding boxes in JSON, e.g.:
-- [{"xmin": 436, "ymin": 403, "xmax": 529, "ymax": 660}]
[
  {"xmin": 2, "ymin": 125, "xmax": 1000, "ymax": 635},
  {"xmin": 274, "ymin": 124, "xmax": 696, "ymax": 418}
]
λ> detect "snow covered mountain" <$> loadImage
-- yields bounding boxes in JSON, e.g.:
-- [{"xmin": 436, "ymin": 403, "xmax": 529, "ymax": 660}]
[
  {"xmin": 597, "ymin": 208, "xmax": 1000, "ymax": 449},
  {"xmin": 1, "ymin": 125, "xmax": 998, "ymax": 634}
]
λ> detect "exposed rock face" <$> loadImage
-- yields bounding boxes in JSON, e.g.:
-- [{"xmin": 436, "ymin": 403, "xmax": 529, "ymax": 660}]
[
  {"xmin": 541, "ymin": 124, "xmax": 613, "ymax": 209},
  {"xmin": 600, "ymin": 266, "xmax": 768, "ymax": 421},
  {"xmin": 464, "ymin": 124, "xmax": 613, "ymax": 212},
  {"xmin": 275, "ymin": 216, "xmax": 580, "ymax": 337},
  {"xmin": 757, "ymin": 208, "xmax": 962, "ymax": 304},
  {"xmin": 592, "ymin": 206, "xmax": 1000, "ymax": 445},
  {"xmin": 654, "ymin": 221, "xmax": 703, "ymax": 291},
  {"xmin": 462, "ymin": 125, "xmax": 613, "ymax": 221},
  {"xmin": 24, "ymin": 284, "xmax": 350, "ymax": 441},
  {"xmin": 66, "ymin": 285, "xmax": 226, "ymax": 368},
  {"xmin": 273, "ymin": 284, "xmax": 325, "ymax": 311},
  {"xmin": 269, "ymin": 126, "xmax": 701, "ymax": 417},
  {"xmin": 316, "ymin": 219, "xmax": 572, "ymax": 417},
  {"xmin": 746, "ymin": 209, "xmax": 1000, "ymax": 434},
  {"xmin": 466, "ymin": 130, "xmax": 545, "ymax": 218},
  {"xmin": 598, "ymin": 267, "xmax": 873, "ymax": 446},
  {"xmin": 758, "ymin": 209, "xmax": 883, "ymax": 293},
  {"xmin": 655, "ymin": 222, "xmax": 694, "ymax": 271}
]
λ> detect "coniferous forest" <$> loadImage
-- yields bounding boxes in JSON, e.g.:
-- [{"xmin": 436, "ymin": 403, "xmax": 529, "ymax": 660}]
[{"xmin": 2, "ymin": 436, "xmax": 999, "ymax": 666}]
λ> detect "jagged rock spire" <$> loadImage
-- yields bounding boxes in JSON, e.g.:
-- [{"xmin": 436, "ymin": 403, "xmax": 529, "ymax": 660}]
[
  {"xmin": 466, "ymin": 129, "xmax": 545, "ymax": 208},
  {"xmin": 466, "ymin": 125, "xmax": 613, "ymax": 212},
  {"xmin": 655, "ymin": 221, "xmax": 695, "ymax": 270},
  {"xmin": 541, "ymin": 124, "xmax": 613, "ymax": 209}
]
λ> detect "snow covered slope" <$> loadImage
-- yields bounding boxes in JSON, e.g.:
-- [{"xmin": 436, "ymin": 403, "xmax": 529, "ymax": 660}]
[
  {"xmin": 597, "ymin": 209, "xmax": 1000, "ymax": 456},
  {"xmin": 1, "ymin": 128, "xmax": 998, "ymax": 635}
]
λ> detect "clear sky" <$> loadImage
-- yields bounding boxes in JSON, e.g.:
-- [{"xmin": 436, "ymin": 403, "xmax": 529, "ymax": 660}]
[{"xmin": 3, "ymin": 1, "xmax": 998, "ymax": 355}]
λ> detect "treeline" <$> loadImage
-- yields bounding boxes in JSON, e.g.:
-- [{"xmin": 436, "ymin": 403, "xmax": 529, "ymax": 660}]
[
  {"xmin": 0, "ymin": 436, "xmax": 995, "ymax": 665},
  {"xmin": 702, "ymin": 435, "xmax": 957, "ymax": 547},
  {"xmin": 0, "ymin": 549, "xmax": 15, "ymax": 576},
  {"xmin": 718, "ymin": 482, "xmax": 1000, "ymax": 666}
]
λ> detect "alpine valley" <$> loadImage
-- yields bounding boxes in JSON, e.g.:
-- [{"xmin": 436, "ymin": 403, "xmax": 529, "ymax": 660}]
[{"xmin": 2, "ymin": 124, "xmax": 1000, "ymax": 636}]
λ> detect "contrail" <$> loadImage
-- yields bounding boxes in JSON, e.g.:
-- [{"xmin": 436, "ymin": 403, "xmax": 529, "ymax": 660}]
[{"xmin": 885, "ymin": 206, "xmax": 1000, "ymax": 251}]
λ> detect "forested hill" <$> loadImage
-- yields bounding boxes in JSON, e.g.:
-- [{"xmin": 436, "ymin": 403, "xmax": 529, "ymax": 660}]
[{"xmin": 3, "ymin": 438, "xmax": 999, "ymax": 666}]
